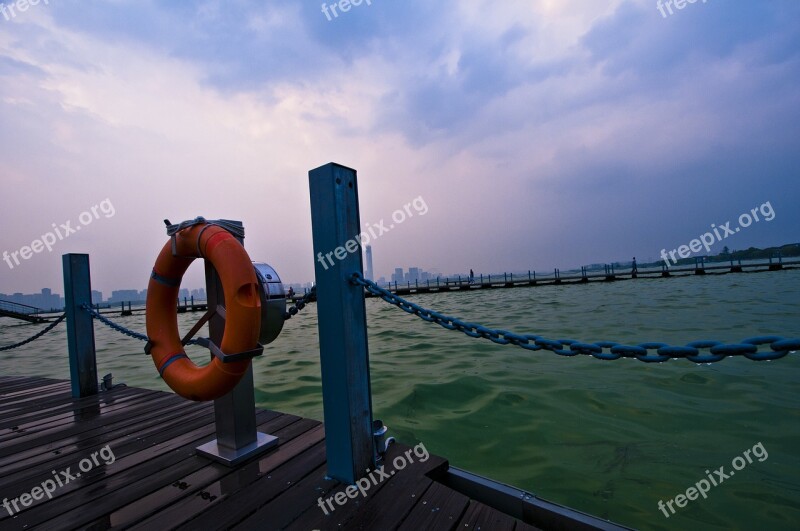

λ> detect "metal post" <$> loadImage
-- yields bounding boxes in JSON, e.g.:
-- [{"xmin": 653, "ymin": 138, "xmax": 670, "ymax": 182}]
[
  {"xmin": 309, "ymin": 163, "xmax": 375, "ymax": 484},
  {"xmin": 196, "ymin": 221, "xmax": 278, "ymax": 466},
  {"xmin": 63, "ymin": 254, "xmax": 97, "ymax": 398}
]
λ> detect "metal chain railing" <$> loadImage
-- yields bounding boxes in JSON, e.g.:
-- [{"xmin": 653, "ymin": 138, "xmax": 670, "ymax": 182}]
[
  {"xmin": 84, "ymin": 285, "xmax": 315, "ymax": 348},
  {"xmin": 0, "ymin": 314, "xmax": 66, "ymax": 352},
  {"xmin": 350, "ymin": 273, "xmax": 799, "ymax": 363},
  {"xmin": 284, "ymin": 286, "xmax": 316, "ymax": 320},
  {"xmin": 83, "ymin": 305, "xmax": 199, "ymax": 346},
  {"xmin": 82, "ymin": 305, "xmax": 151, "ymax": 341}
]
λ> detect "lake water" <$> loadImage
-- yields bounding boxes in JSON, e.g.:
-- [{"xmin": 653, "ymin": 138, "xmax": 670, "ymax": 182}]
[{"xmin": 1, "ymin": 270, "xmax": 799, "ymax": 530}]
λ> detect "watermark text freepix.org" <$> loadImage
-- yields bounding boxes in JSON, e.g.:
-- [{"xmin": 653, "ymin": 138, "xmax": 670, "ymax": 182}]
[
  {"xmin": 3, "ymin": 199, "xmax": 116, "ymax": 270},
  {"xmin": 660, "ymin": 201, "xmax": 774, "ymax": 267},
  {"xmin": 657, "ymin": 0, "xmax": 708, "ymax": 19},
  {"xmin": 321, "ymin": 0, "xmax": 372, "ymax": 21},
  {"xmin": 1, "ymin": 0, "xmax": 49, "ymax": 22},
  {"xmin": 316, "ymin": 196, "xmax": 428, "ymax": 271},
  {"xmin": 317, "ymin": 442, "xmax": 430, "ymax": 515},
  {"xmin": 658, "ymin": 441, "xmax": 768, "ymax": 518},
  {"xmin": 3, "ymin": 445, "xmax": 116, "ymax": 516}
]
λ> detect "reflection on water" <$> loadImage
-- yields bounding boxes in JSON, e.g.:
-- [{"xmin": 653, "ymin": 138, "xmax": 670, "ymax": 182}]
[{"xmin": 2, "ymin": 271, "xmax": 799, "ymax": 530}]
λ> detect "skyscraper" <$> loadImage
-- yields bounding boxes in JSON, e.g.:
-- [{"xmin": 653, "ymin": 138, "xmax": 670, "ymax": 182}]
[{"xmin": 365, "ymin": 245, "xmax": 374, "ymax": 280}]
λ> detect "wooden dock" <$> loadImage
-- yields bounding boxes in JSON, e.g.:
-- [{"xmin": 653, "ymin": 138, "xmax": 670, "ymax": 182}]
[
  {"xmin": 0, "ymin": 376, "xmax": 551, "ymax": 530},
  {"xmin": 0, "ymin": 300, "xmax": 48, "ymax": 324}
]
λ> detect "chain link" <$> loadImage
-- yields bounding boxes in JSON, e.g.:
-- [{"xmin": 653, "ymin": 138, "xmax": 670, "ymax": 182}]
[
  {"xmin": 83, "ymin": 305, "xmax": 150, "ymax": 341},
  {"xmin": 0, "ymin": 314, "xmax": 66, "ymax": 351},
  {"xmin": 351, "ymin": 273, "xmax": 799, "ymax": 363},
  {"xmin": 284, "ymin": 286, "xmax": 317, "ymax": 320},
  {"xmin": 82, "ymin": 305, "xmax": 201, "ymax": 345}
]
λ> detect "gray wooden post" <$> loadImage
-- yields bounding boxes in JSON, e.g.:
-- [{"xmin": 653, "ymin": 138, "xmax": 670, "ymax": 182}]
[
  {"xmin": 309, "ymin": 162, "xmax": 375, "ymax": 484},
  {"xmin": 62, "ymin": 254, "xmax": 97, "ymax": 398}
]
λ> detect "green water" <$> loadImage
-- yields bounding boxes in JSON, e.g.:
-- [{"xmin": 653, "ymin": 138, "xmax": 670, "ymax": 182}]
[{"xmin": 1, "ymin": 271, "xmax": 799, "ymax": 530}]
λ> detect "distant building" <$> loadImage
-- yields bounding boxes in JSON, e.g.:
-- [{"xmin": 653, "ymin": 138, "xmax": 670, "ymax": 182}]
[
  {"xmin": 387, "ymin": 267, "xmax": 435, "ymax": 285},
  {"xmin": 1, "ymin": 289, "xmax": 65, "ymax": 310},
  {"xmin": 107, "ymin": 290, "xmax": 140, "ymax": 304},
  {"xmin": 91, "ymin": 290, "xmax": 103, "ymax": 304},
  {"xmin": 39, "ymin": 288, "xmax": 57, "ymax": 309},
  {"xmin": 365, "ymin": 245, "xmax": 374, "ymax": 281}
]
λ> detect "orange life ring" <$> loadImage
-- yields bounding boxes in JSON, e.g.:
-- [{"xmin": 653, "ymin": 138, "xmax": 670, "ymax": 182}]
[{"xmin": 145, "ymin": 223, "xmax": 261, "ymax": 401}]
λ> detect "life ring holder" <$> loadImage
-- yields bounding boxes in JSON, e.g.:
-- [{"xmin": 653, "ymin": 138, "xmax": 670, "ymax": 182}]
[{"xmin": 145, "ymin": 218, "xmax": 263, "ymax": 402}]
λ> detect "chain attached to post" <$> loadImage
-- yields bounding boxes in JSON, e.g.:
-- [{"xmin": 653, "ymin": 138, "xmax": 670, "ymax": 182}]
[
  {"xmin": 284, "ymin": 286, "xmax": 317, "ymax": 320},
  {"xmin": 81, "ymin": 305, "xmax": 203, "ymax": 346},
  {"xmin": 350, "ymin": 272, "xmax": 799, "ymax": 363}
]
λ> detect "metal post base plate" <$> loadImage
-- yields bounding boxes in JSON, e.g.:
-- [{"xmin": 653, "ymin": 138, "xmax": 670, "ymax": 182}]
[{"xmin": 196, "ymin": 432, "xmax": 278, "ymax": 466}]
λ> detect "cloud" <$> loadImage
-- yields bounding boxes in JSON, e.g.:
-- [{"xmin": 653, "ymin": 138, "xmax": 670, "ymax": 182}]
[{"xmin": 1, "ymin": 0, "xmax": 798, "ymax": 295}]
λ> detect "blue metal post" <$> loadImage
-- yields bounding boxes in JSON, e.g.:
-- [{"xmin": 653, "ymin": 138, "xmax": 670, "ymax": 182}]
[
  {"xmin": 309, "ymin": 163, "xmax": 375, "ymax": 484},
  {"xmin": 62, "ymin": 254, "xmax": 97, "ymax": 398}
]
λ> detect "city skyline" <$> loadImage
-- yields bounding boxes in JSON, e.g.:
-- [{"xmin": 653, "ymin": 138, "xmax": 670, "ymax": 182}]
[{"xmin": 6, "ymin": 237, "xmax": 795, "ymax": 308}]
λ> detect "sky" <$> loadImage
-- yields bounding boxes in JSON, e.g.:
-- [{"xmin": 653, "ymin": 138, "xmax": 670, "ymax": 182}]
[{"xmin": 1, "ymin": 0, "xmax": 798, "ymax": 297}]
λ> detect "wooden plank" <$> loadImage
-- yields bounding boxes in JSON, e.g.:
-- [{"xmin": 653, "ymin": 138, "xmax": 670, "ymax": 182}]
[
  {"xmin": 0, "ymin": 391, "xmax": 182, "ymax": 456},
  {"xmin": 31, "ymin": 412, "xmax": 299, "ymax": 531},
  {"xmin": 0, "ymin": 389, "xmax": 171, "ymax": 449},
  {"xmin": 0, "ymin": 390, "xmax": 93, "ymax": 419},
  {"xmin": 0, "ymin": 375, "xmax": 26, "ymax": 383},
  {"xmin": 397, "ymin": 480, "xmax": 470, "ymax": 531},
  {"xmin": 0, "ymin": 377, "xmax": 58, "ymax": 395},
  {"xmin": 0, "ymin": 384, "xmax": 72, "ymax": 409},
  {"xmin": 458, "ymin": 500, "xmax": 522, "ymax": 531},
  {"xmin": 0, "ymin": 386, "xmax": 154, "ymax": 433},
  {"xmin": 0, "ymin": 377, "xmax": 65, "ymax": 393},
  {"xmin": 0, "ymin": 400, "xmax": 214, "ymax": 498},
  {"xmin": 3, "ymin": 408, "xmax": 278, "ymax": 528},
  {"xmin": 0, "ymin": 388, "xmax": 163, "ymax": 441},
  {"xmin": 0, "ymin": 397, "xmax": 200, "ymax": 475},
  {"xmin": 287, "ymin": 442, "xmax": 449, "ymax": 531},
  {"xmin": 515, "ymin": 519, "xmax": 546, "ymax": 531},
  {"xmin": 234, "ymin": 463, "xmax": 332, "ymax": 530},
  {"xmin": 151, "ymin": 423, "xmax": 327, "ymax": 531},
  {"xmin": 0, "ymin": 378, "xmax": 555, "ymax": 531}
]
